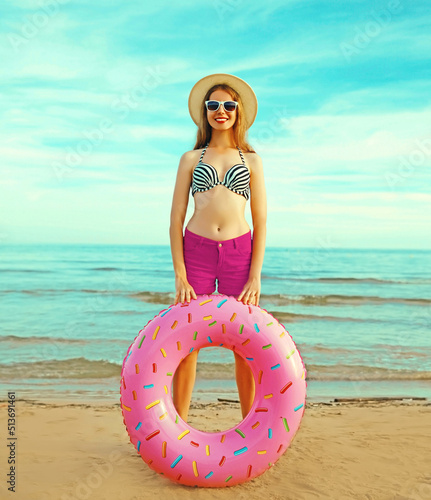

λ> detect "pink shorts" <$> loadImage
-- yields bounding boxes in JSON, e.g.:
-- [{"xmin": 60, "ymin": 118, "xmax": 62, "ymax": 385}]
[{"xmin": 183, "ymin": 227, "xmax": 253, "ymax": 296}]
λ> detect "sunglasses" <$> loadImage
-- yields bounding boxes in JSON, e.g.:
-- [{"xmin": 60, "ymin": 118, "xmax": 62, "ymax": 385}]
[{"xmin": 205, "ymin": 100, "xmax": 238, "ymax": 112}]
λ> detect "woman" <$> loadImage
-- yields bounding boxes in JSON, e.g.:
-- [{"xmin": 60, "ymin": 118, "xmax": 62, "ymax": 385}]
[{"xmin": 169, "ymin": 73, "xmax": 267, "ymax": 424}]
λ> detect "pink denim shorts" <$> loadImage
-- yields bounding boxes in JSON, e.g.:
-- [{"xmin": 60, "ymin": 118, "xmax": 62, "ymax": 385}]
[{"xmin": 183, "ymin": 227, "xmax": 253, "ymax": 296}]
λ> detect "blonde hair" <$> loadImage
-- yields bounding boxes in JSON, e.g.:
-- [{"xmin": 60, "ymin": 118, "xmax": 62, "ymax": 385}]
[{"xmin": 193, "ymin": 84, "xmax": 256, "ymax": 153}]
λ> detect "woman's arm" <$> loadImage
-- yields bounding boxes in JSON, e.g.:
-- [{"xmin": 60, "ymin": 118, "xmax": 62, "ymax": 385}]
[
  {"xmin": 238, "ymin": 153, "xmax": 267, "ymax": 306},
  {"xmin": 169, "ymin": 152, "xmax": 197, "ymax": 304}
]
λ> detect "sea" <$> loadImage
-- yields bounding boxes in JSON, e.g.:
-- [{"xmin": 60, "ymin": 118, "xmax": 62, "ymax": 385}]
[{"xmin": 1, "ymin": 243, "xmax": 430, "ymax": 404}]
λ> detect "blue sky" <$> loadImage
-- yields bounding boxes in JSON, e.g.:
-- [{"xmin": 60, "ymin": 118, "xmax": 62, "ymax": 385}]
[{"xmin": 1, "ymin": 0, "xmax": 430, "ymax": 249}]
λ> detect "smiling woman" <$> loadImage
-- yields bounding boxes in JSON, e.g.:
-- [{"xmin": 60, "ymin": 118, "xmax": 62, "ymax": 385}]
[{"xmin": 168, "ymin": 73, "xmax": 267, "ymax": 425}]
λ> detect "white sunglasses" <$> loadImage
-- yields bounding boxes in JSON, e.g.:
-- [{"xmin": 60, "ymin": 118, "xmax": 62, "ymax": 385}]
[{"xmin": 205, "ymin": 100, "xmax": 238, "ymax": 112}]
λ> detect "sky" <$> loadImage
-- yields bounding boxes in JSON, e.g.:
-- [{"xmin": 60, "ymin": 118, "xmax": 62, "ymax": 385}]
[{"xmin": 1, "ymin": 0, "xmax": 430, "ymax": 249}]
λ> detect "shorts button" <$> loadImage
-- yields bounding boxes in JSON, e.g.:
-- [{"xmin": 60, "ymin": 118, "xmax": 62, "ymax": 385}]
[{"xmin": 219, "ymin": 243, "xmax": 222, "ymax": 247}]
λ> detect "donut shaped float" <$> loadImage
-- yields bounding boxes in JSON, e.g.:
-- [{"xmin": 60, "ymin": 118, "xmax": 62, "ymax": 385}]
[{"xmin": 120, "ymin": 294, "xmax": 307, "ymax": 487}]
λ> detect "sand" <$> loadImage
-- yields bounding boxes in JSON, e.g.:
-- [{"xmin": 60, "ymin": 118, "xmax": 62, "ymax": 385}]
[{"xmin": 0, "ymin": 397, "xmax": 430, "ymax": 500}]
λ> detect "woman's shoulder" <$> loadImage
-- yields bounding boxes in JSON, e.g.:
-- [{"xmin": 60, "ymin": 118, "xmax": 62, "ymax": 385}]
[
  {"xmin": 244, "ymin": 150, "xmax": 260, "ymax": 158},
  {"xmin": 244, "ymin": 150, "xmax": 262, "ymax": 169},
  {"xmin": 176, "ymin": 148, "xmax": 203, "ymax": 175},
  {"xmin": 180, "ymin": 148, "xmax": 204, "ymax": 163}
]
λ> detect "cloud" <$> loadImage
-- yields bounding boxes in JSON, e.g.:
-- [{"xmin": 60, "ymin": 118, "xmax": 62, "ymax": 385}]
[{"xmin": 1, "ymin": 0, "xmax": 430, "ymax": 246}]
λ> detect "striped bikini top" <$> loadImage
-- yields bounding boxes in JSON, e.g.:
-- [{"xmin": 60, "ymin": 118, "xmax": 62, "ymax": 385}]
[{"xmin": 191, "ymin": 143, "xmax": 250, "ymax": 200}]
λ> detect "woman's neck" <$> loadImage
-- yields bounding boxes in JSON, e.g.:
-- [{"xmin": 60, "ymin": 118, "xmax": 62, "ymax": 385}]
[{"xmin": 208, "ymin": 130, "xmax": 236, "ymax": 149}]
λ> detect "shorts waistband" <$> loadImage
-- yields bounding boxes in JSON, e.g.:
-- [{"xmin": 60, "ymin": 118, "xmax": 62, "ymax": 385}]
[{"xmin": 184, "ymin": 227, "xmax": 251, "ymax": 249}]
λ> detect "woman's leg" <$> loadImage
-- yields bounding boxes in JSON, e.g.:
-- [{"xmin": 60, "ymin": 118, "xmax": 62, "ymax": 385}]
[
  {"xmin": 173, "ymin": 340, "xmax": 255, "ymax": 422},
  {"xmin": 173, "ymin": 349, "xmax": 200, "ymax": 422},
  {"xmin": 233, "ymin": 350, "xmax": 256, "ymax": 419}
]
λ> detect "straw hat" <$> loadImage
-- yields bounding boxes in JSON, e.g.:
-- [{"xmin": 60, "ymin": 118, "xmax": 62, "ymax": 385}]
[{"xmin": 188, "ymin": 73, "xmax": 258, "ymax": 129}]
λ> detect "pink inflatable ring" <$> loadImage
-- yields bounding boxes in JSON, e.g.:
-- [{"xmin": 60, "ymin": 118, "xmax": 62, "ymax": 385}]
[{"xmin": 120, "ymin": 293, "xmax": 307, "ymax": 487}]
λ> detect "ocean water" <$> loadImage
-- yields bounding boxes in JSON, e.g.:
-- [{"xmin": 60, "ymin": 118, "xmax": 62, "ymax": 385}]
[{"xmin": 0, "ymin": 243, "xmax": 430, "ymax": 403}]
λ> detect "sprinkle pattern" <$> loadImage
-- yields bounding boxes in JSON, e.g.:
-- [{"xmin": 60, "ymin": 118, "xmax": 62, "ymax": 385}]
[{"xmin": 120, "ymin": 293, "xmax": 307, "ymax": 488}]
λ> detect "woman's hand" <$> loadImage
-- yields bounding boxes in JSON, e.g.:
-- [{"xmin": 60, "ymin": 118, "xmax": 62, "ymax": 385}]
[
  {"xmin": 237, "ymin": 276, "xmax": 261, "ymax": 306},
  {"xmin": 174, "ymin": 275, "xmax": 198, "ymax": 305}
]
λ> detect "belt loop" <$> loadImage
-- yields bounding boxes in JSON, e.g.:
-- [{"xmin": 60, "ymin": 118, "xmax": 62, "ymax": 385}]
[{"xmin": 233, "ymin": 238, "xmax": 237, "ymax": 249}]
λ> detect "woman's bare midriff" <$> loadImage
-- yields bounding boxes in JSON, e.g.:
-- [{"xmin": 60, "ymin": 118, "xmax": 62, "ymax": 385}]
[{"xmin": 186, "ymin": 186, "xmax": 250, "ymax": 241}]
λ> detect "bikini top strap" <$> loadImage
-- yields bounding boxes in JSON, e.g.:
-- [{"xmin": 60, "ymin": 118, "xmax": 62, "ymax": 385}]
[
  {"xmin": 237, "ymin": 146, "xmax": 246, "ymax": 165},
  {"xmin": 198, "ymin": 143, "xmax": 210, "ymax": 163},
  {"xmin": 198, "ymin": 143, "xmax": 245, "ymax": 165}
]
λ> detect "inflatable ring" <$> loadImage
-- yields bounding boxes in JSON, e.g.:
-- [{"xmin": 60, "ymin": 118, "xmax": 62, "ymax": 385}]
[{"xmin": 120, "ymin": 294, "xmax": 307, "ymax": 487}]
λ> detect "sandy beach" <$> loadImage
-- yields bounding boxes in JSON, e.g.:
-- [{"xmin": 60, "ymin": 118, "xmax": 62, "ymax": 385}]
[{"xmin": 1, "ymin": 397, "xmax": 430, "ymax": 500}]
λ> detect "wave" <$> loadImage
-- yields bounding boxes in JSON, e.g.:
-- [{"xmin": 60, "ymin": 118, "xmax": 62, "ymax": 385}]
[
  {"xmin": 262, "ymin": 275, "xmax": 431, "ymax": 285},
  {"xmin": 304, "ymin": 343, "xmax": 431, "ymax": 359},
  {"xmin": 0, "ymin": 335, "xmax": 87, "ymax": 345},
  {"xmin": 129, "ymin": 291, "xmax": 174, "ymax": 303},
  {"xmin": 0, "ymin": 267, "xmax": 128, "ymax": 273},
  {"xmin": 197, "ymin": 362, "xmax": 431, "ymax": 381},
  {"xmin": 307, "ymin": 277, "xmax": 411, "ymax": 284},
  {"xmin": 1, "ymin": 358, "xmax": 430, "ymax": 382},
  {"xmin": 130, "ymin": 291, "xmax": 431, "ymax": 308},
  {"xmin": 88, "ymin": 290, "xmax": 431, "ymax": 308},
  {"xmin": 1, "ymin": 287, "xmax": 429, "ymax": 308},
  {"xmin": 260, "ymin": 293, "xmax": 431, "ymax": 307},
  {"xmin": 90, "ymin": 267, "xmax": 121, "ymax": 271},
  {"xmin": 0, "ymin": 288, "xmax": 127, "ymax": 296},
  {"xmin": 0, "ymin": 289, "xmax": 174, "ymax": 300},
  {"xmin": 306, "ymin": 364, "xmax": 431, "ymax": 381},
  {"xmin": 270, "ymin": 311, "xmax": 371, "ymax": 323},
  {"xmin": 2, "ymin": 335, "xmax": 429, "ymax": 363},
  {"xmin": 0, "ymin": 358, "xmax": 120, "ymax": 380},
  {"xmin": 0, "ymin": 269, "xmax": 52, "ymax": 273},
  {"xmin": 196, "ymin": 362, "xmax": 431, "ymax": 381}
]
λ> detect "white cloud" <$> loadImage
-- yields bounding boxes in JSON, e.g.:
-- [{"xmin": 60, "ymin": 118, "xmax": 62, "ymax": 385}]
[{"xmin": 1, "ymin": 0, "xmax": 430, "ymax": 246}]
